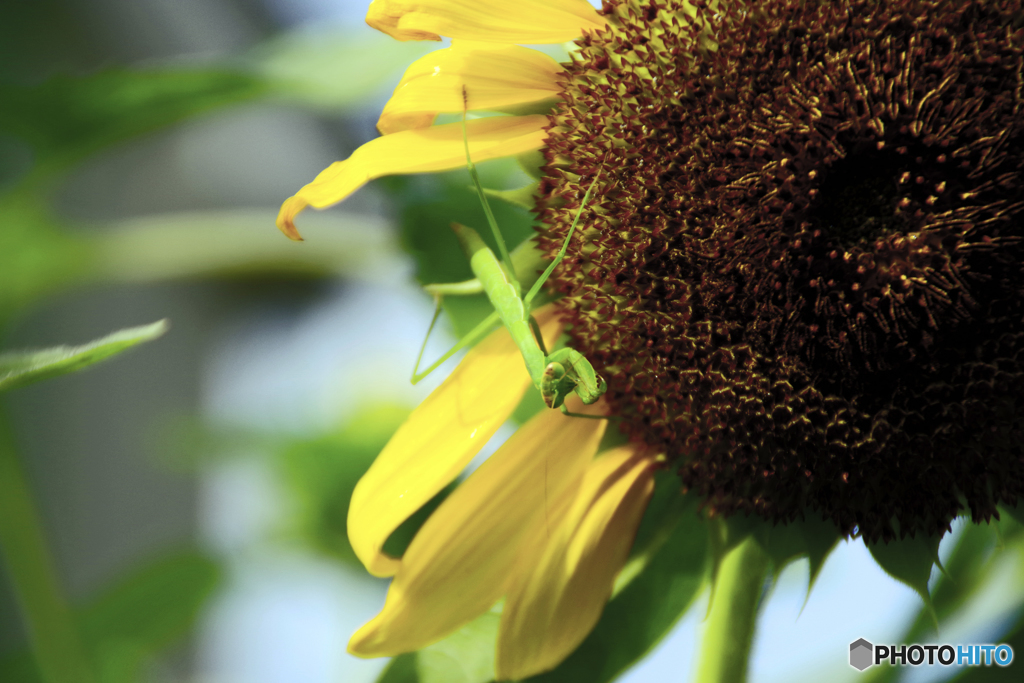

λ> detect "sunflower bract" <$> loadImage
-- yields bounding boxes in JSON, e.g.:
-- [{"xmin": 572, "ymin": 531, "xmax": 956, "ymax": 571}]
[{"xmin": 540, "ymin": 0, "xmax": 1024, "ymax": 542}]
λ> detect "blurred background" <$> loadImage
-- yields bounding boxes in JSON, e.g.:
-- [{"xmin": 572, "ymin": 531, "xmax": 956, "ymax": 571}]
[{"xmin": 1, "ymin": 2, "xmax": 1022, "ymax": 683}]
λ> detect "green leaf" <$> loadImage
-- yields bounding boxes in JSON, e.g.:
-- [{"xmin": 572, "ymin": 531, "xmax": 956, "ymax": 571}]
[
  {"xmin": 751, "ymin": 516, "xmax": 841, "ymax": 594},
  {"xmin": 949, "ymin": 607, "xmax": 1024, "ymax": 682},
  {"xmin": 0, "ymin": 193, "xmax": 93, "ymax": 323},
  {"xmin": 864, "ymin": 519, "xmax": 1007, "ymax": 683},
  {"xmin": 999, "ymin": 501, "xmax": 1024, "ymax": 527},
  {"xmin": 523, "ymin": 478, "xmax": 709, "ymax": 683},
  {"xmin": 0, "ymin": 550, "xmax": 222, "ymax": 683},
  {"xmin": 376, "ymin": 611, "xmax": 501, "ymax": 683},
  {"xmin": 79, "ymin": 550, "xmax": 221, "ymax": 683},
  {"xmin": 866, "ymin": 531, "xmax": 943, "ymax": 624},
  {"xmin": 909, "ymin": 522, "xmax": 998, "ymax": 638},
  {"xmin": 0, "ymin": 67, "xmax": 266, "ymax": 170},
  {"xmin": 0, "ymin": 319, "xmax": 168, "ymax": 393},
  {"xmin": 482, "ymin": 184, "xmax": 540, "ymax": 211},
  {"xmin": 78, "ymin": 550, "xmax": 220, "ymax": 655},
  {"xmin": 0, "ymin": 653, "xmax": 39, "ymax": 683},
  {"xmin": 378, "ymin": 654, "xmax": 419, "ymax": 683}
]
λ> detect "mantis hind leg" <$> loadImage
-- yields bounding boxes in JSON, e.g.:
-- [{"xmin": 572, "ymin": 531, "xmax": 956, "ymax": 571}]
[
  {"xmin": 423, "ymin": 280, "xmax": 483, "ymax": 297},
  {"xmin": 411, "ymin": 307, "xmax": 501, "ymax": 384},
  {"xmin": 412, "ymin": 277, "xmax": 488, "ymax": 384}
]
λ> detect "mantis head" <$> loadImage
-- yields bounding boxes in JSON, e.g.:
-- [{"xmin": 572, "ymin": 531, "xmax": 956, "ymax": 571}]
[
  {"xmin": 540, "ymin": 349, "xmax": 607, "ymax": 409},
  {"xmin": 540, "ymin": 361, "xmax": 573, "ymax": 409}
]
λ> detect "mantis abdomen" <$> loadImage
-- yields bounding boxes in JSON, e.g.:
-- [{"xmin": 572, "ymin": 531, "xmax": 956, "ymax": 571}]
[{"xmin": 452, "ymin": 222, "xmax": 547, "ymax": 385}]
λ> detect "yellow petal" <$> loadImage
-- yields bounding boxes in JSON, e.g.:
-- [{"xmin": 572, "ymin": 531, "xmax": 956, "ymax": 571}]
[
  {"xmin": 366, "ymin": 0, "xmax": 606, "ymax": 44},
  {"xmin": 348, "ymin": 402, "xmax": 607, "ymax": 656},
  {"xmin": 276, "ymin": 115, "xmax": 547, "ymax": 240},
  {"xmin": 347, "ymin": 305, "xmax": 563, "ymax": 578},
  {"xmin": 378, "ymin": 41, "xmax": 563, "ymax": 135},
  {"xmin": 496, "ymin": 445, "xmax": 655, "ymax": 680}
]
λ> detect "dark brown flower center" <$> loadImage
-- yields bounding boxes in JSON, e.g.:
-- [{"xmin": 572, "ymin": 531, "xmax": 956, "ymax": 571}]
[
  {"xmin": 539, "ymin": 0, "xmax": 1024, "ymax": 541},
  {"xmin": 810, "ymin": 147, "xmax": 915, "ymax": 248}
]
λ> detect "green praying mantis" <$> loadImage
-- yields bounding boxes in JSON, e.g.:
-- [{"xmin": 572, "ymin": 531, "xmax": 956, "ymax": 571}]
[{"xmin": 411, "ymin": 102, "xmax": 607, "ymax": 416}]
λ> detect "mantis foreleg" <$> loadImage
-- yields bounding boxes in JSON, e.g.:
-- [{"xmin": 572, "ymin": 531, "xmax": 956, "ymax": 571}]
[{"xmin": 523, "ymin": 171, "xmax": 602, "ymax": 310}]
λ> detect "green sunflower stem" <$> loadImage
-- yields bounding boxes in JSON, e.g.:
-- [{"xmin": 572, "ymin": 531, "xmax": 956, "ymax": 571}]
[
  {"xmin": 0, "ymin": 412, "xmax": 96, "ymax": 683},
  {"xmin": 696, "ymin": 535, "xmax": 770, "ymax": 683}
]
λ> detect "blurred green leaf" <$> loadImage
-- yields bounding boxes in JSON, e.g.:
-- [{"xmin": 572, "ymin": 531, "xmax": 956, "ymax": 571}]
[
  {"xmin": 482, "ymin": 184, "xmax": 540, "ymax": 211},
  {"xmin": 377, "ymin": 611, "xmax": 500, "ymax": 683},
  {"xmin": 0, "ymin": 549, "xmax": 221, "ymax": 683},
  {"xmin": 524, "ymin": 478, "xmax": 709, "ymax": 683},
  {"xmin": 0, "ymin": 68, "xmax": 266, "ymax": 171},
  {"xmin": 0, "ymin": 193, "xmax": 93, "ymax": 322},
  {"xmin": 79, "ymin": 550, "xmax": 221, "ymax": 683},
  {"xmin": 751, "ymin": 516, "xmax": 841, "ymax": 593},
  {"xmin": 0, "ymin": 319, "xmax": 168, "ymax": 393},
  {"xmin": 866, "ymin": 531, "xmax": 943, "ymax": 623},
  {"xmin": 711, "ymin": 512, "xmax": 841, "ymax": 627},
  {"xmin": 251, "ymin": 30, "xmax": 435, "ymax": 110},
  {"xmin": 379, "ymin": 654, "xmax": 419, "ymax": 683},
  {"xmin": 906, "ymin": 522, "xmax": 1002, "ymax": 640},
  {"xmin": 950, "ymin": 608, "xmax": 1024, "ymax": 682},
  {"xmin": 416, "ymin": 611, "xmax": 500, "ymax": 683},
  {"xmin": 78, "ymin": 550, "xmax": 220, "ymax": 652},
  {"xmin": 0, "ymin": 412, "xmax": 96, "ymax": 683},
  {"xmin": 0, "ymin": 653, "xmax": 38, "ymax": 683},
  {"xmin": 90, "ymin": 209, "xmax": 399, "ymax": 284},
  {"xmin": 625, "ymin": 471, "xmax": 690, "ymax": 567},
  {"xmin": 279, "ymin": 404, "xmax": 424, "ymax": 566},
  {"xmin": 1001, "ymin": 501, "xmax": 1024, "ymax": 527},
  {"xmin": 865, "ymin": 519, "xmax": 1014, "ymax": 683}
]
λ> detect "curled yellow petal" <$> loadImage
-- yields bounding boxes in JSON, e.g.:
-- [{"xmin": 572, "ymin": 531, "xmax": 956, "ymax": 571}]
[
  {"xmin": 276, "ymin": 115, "xmax": 547, "ymax": 240},
  {"xmin": 496, "ymin": 445, "xmax": 655, "ymax": 680},
  {"xmin": 347, "ymin": 305, "xmax": 562, "ymax": 578},
  {"xmin": 378, "ymin": 41, "xmax": 563, "ymax": 135},
  {"xmin": 366, "ymin": 0, "xmax": 606, "ymax": 44},
  {"xmin": 348, "ymin": 400, "xmax": 607, "ymax": 656}
]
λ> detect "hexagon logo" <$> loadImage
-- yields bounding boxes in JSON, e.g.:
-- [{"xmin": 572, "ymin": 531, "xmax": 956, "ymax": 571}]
[{"xmin": 850, "ymin": 638, "xmax": 874, "ymax": 671}]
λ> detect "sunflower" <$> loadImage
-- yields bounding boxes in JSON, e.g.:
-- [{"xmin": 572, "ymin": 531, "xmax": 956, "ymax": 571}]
[
  {"xmin": 278, "ymin": 2, "xmax": 663, "ymax": 677},
  {"xmin": 278, "ymin": 0, "xmax": 1024, "ymax": 678}
]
